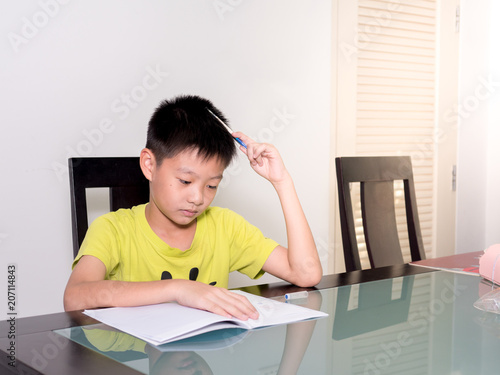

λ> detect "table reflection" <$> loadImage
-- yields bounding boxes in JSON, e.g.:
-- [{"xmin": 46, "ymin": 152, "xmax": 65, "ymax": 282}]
[
  {"xmin": 58, "ymin": 291, "xmax": 322, "ymax": 375},
  {"xmin": 54, "ymin": 272, "xmax": 500, "ymax": 374},
  {"xmin": 333, "ymin": 276, "xmax": 414, "ymax": 340}
]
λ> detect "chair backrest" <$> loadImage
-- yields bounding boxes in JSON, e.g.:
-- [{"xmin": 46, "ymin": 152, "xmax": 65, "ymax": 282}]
[
  {"xmin": 335, "ymin": 156, "xmax": 426, "ymax": 272},
  {"xmin": 68, "ymin": 157, "xmax": 149, "ymax": 258}
]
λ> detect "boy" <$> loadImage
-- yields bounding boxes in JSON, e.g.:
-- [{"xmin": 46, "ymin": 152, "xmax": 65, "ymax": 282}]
[{"xmin": 64, "ymin": 95, "xmax": 322, "ymax": 320}]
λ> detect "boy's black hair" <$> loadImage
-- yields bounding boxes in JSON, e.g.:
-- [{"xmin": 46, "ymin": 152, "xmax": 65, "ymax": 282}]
[{"xmin": 146, "ymin": 95, "xmax": 237, "ymax": 167}]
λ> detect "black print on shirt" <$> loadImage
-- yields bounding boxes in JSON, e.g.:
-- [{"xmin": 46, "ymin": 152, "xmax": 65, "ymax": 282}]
[{"xmin": 161, "ymin": 267, "xmax": 217, "ymax": 286}]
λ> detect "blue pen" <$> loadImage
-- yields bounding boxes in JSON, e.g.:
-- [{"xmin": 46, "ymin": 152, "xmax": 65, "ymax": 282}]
[
  {"xmin": 207, "ymin": 108, "xmax": 247, "ymax": 149},
  {"xmin": 285, "ymin": 291, "xmax": 308, "ymax": 300}
]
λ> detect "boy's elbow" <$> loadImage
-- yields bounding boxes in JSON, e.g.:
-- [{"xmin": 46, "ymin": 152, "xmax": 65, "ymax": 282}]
[
  {"xmin": 63, "ymin": 289, "xmax": 77, "ymax": 312},
  {"xmin": 64, "ymin": 302, "xmax": 77, "ymax": 312},
  {"xmin": 309, "ymin": 271, "xmax": 323, "ymax": 287},
  {"xmin": 308, "ymin": 262, "xmax": 323, "ymax": 286},
  {"xmin": 296, "ymin": 254, "xmax": 323, "ymax": 287},
  {"xmin": 63, "ymin": 286, "xmax": 85, "ymax": 312},
  {"xmin": 302, "ymin": 274, "xmax": 323, "ymax": 288},
  {"xmin": 63, "ymin": 297, "xmax": 74, "ymax": 312},
  {"xmin": 294, "ymin": 266, "xmax": 323, "ymax": 288}
]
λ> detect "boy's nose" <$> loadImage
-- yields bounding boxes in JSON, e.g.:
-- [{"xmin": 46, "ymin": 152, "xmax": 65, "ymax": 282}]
[{"xmin": 188, "ymin": 187, "xmax": 204, "ymax": 206}]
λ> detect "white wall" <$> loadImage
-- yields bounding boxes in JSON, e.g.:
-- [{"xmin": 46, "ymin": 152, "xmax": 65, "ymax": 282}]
[
  {"xmin": 485, "ymin": 1, "xmax": 500, "ymax": 247},
  {"xmin": 0, "ymin": 1, "xmax": 331, "ymax": 318},
  {"xmin": 456, "ymin": 0, "xmax": 500, "ymax": 253}
]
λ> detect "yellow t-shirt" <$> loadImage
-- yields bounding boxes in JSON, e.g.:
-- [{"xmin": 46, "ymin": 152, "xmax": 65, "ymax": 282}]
[{"xmin": 73, "ymin": 204, "xmax": 278, "ymax": 288}]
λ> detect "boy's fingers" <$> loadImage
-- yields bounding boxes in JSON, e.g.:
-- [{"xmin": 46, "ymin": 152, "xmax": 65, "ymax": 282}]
[
  {"xmin": 232, "ymin": 293, "xmax": 259, "ymax": 319},
  {"xmin": 248, "ymin": 144, "xmax": 268, "ymax": 167},
  {"xmin": 178, "ymin": 282, "xmax": 259, "ymax": 320},
  {"xmin": 218, "ymin": 290, "xmax": 258, "ymax": 320},
  {"xmin": 204, "ymin": 304, "xmax": 233, "ymax": 319},
  {"xmin": 232, "ymin": 132, "xmax": 253, "ymax": 144},
  {"xmin": 195, "ymin": 287, "xmax": 258, "ymax": 321}
]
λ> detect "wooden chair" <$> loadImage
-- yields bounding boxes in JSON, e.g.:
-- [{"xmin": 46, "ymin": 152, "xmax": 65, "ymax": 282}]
[
  {"xmin": 68, "ymin": 157, "xmax": 149, "ymax": 258},
  {"xmin": 335, "ymin": 156, "xmax": 426, "ymax": 272}
]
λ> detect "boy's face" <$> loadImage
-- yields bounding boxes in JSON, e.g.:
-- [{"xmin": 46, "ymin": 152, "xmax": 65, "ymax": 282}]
[{"xmin": 147, "ymin": 149, "xmax": 226, "ymax": 228}]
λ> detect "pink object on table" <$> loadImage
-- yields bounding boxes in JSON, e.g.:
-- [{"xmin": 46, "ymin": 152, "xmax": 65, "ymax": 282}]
[{"xmin": 479, "ymin": 244, "xmax": 500, "ymax": 285}]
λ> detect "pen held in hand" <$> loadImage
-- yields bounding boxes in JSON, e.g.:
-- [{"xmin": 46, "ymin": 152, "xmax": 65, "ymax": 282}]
[{"xmin": 207, "ymin": 108, "xmax": 247, "ymax": 149}]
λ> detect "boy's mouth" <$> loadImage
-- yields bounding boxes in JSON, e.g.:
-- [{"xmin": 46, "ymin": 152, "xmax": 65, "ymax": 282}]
[{"xmin": 180, "ymin": 209, "xmax": 198, "ymax": 217}]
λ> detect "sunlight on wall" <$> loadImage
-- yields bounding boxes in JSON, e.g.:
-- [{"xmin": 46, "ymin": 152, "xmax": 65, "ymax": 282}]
[{"xmin": 485, "ymin": 0, "xmax": 500, "ymax": 246}]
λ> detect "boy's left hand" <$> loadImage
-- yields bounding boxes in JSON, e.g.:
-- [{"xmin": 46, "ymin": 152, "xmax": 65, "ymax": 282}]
[{"xmin": 232, "ymin": 132, "xmax": 289, "ymax": 185}]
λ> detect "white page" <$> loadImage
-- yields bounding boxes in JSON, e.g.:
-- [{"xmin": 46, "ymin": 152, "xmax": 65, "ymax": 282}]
[
  {"xmin": 84, "ymin": 302, "xmax": 247, "ymax": 345},
  {"xmin": 231, "ymin": 291, "xmax": 328, "ymax": 328}
]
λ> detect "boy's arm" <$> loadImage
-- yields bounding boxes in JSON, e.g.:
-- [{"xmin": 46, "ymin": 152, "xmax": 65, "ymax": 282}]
[
  {"xmin": 233, "ymin": 133, "xmax": 323, "ymax": 287},
  {"xmin": 63, "ymin": 255, "xmax": 258, "ymax": 320}
]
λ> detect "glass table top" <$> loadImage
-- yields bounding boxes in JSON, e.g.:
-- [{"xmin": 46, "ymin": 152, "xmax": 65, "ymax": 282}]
[{"xmin": 54, "ymin": 271, "xmax": 500, "ymax": 374}]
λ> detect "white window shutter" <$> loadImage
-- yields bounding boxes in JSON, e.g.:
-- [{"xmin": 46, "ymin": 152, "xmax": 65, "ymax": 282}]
[{"xmin": 352, "ymin": 0, "xmax": 436, "ymax": 268}]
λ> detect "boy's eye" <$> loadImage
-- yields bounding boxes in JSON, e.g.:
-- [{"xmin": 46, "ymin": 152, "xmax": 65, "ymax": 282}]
[
  {"xmin": 179, "ymin": 179, "xmax": 191, "ymax": 185},
  {"xmin": 207, "ymin": 185, "xmax": 218, "ymax": 190}
]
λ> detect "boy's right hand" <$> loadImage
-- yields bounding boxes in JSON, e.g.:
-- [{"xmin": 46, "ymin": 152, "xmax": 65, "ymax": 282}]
[
  {"xmin": 64, "ymin": 256, "xmax": 259, "ymax": 319},
  {"xmin": 171, "ymin": 279, "xmax": 259, "ymax": 321}
]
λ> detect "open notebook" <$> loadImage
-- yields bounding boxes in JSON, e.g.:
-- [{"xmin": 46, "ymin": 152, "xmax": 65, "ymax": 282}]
[{"xmin": 84, "ymin": 290, "xmax": 328, "ymax": 346}]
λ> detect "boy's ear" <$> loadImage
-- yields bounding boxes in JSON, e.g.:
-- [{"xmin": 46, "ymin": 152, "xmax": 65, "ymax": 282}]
[{"xmin": 140, "ymin": 148, "xmax": 155, "ymax": 181}]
